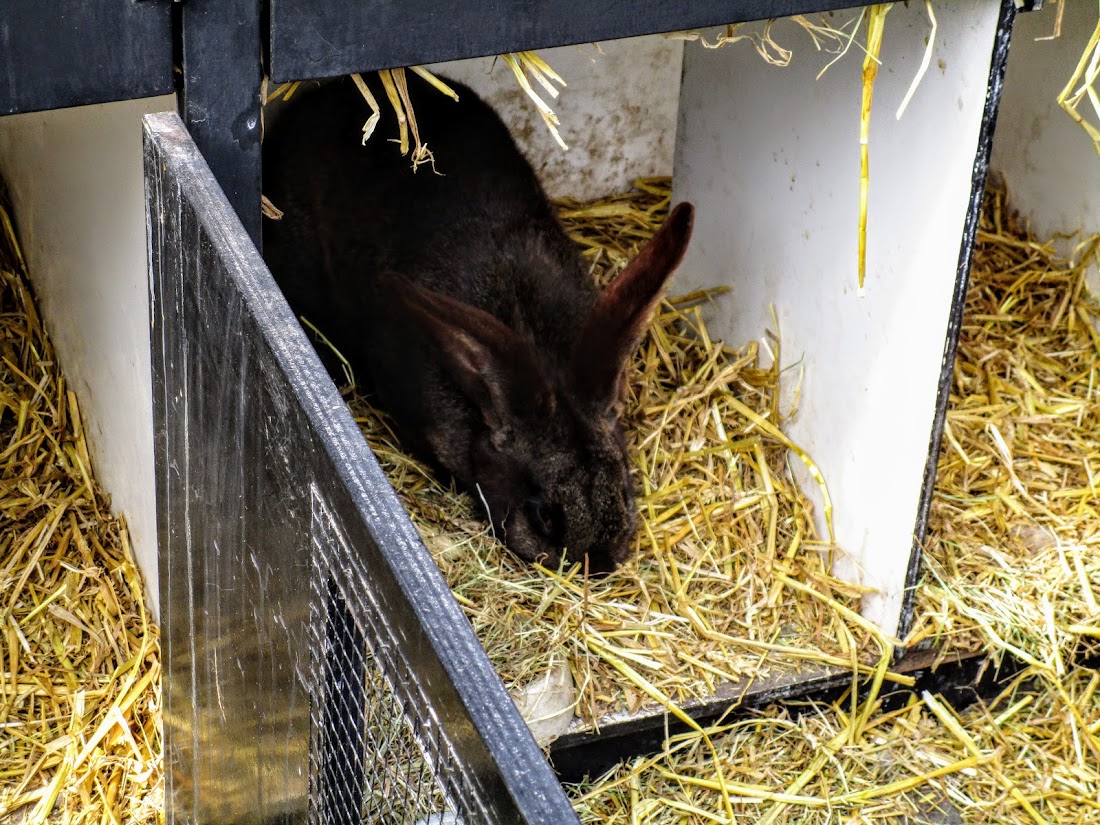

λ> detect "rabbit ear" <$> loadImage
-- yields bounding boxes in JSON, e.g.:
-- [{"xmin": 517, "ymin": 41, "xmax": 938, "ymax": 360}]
[
  {"xmin": 571, "ymin": 202, "xmax": 694, "ymax": 411},
  {"xmin": 397, "ymin": 280, "xmax": 553, "ymax": 428}
]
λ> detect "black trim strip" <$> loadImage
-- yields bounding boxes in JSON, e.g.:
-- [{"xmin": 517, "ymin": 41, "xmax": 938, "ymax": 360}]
[{"xmin": 899, "ymin": 0, "xmax": 1018, "ymax": 643}]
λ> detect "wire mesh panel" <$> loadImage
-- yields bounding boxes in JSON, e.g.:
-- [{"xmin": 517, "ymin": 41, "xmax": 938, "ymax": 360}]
[
  {"xmin": 145, "ymin": 112, "xmax": 580, "ymax": 825},
  {"xmin": 310, "ymin": 489, "xmax": 475, "ymax": 825}
]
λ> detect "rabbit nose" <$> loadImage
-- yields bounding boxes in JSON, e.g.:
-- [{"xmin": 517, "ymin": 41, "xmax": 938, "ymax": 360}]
[
  {"xmin": 583, "ymin": 531, "xmax": 633, "ymax": 576},
  {"xmin": 582, "ymin": 551, "xmax": 618, "ymax": 577}
]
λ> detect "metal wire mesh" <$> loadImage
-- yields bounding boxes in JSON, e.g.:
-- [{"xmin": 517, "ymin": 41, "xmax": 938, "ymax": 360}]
[{"xmin": 309, "ymin": 491, "xmax": 471, "ymax": 825}]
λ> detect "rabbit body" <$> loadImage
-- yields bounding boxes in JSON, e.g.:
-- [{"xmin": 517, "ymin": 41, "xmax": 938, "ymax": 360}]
[{"xmin": 263, "ymin": 75, "xmax": 693, "ymax": 572}]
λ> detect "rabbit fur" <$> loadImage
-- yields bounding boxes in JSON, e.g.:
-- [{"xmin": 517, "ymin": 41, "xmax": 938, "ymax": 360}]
[{"xmin": 262, "ymin": 74, "xmax": 694, "ymax": 573}]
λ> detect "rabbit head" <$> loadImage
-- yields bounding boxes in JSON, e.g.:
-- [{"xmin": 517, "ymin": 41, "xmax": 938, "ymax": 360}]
[{"xmin": 399, "ymin": 203, "xmax": 695, "ymax": 572}]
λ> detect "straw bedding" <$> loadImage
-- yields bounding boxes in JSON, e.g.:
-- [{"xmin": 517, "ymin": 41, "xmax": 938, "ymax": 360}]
[
  {"xmin": 4, "ymin": 171, "xmax": 1098, "ymax": 823},
  {"xmin": 568, "ymin": 665, "xmax": 1100, "ymax": 823},
  {"xmin": 910, "ymin": 181, "xmax": 1100, "ymax": 673},
  {"xmin": 0, "ymin": 192, "xmax": 162, "ymax": 823},
  {"xmin": 565, "ymin": 182, "xmax": 1100, "ymax": 822}
]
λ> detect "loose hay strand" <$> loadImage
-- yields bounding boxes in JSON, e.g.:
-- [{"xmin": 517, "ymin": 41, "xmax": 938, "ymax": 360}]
[
  {"xmin": 858, "ymin": 4, "xmax": 892, "ymax": 293},
  {"xmin": 408, "ymin": 66, "xmax": 460, "ymax": 102},
  {"xmin": 1056, "ymin": 16, "xmax": 1100, "ymax": 158},
  {"xmin": 350, "ymin": 72, "xmax": 383, "ymax": 144},
  {"xmin": 501, "ymin": 52, "xmax": 570, "ymax": 150},
  {"xmin": 895, "ymin": 0, "xmax": 937, "ymax": 120},
  {"xmin": 377, "ymin": 68, "xmax": 410, "ymax": 157}
]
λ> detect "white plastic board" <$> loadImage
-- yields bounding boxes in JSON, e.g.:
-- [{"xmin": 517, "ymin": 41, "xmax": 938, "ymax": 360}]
[
  {"xmin": 671, "ymin": 2, "xmax": 1004, "ymax": 636},
  {"xmin": 0, "ymin": 95, "xmax": 175, "ymax": 618}
]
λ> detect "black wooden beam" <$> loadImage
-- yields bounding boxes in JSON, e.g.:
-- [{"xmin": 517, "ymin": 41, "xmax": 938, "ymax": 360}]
[
  {"xmin": 269, "ymin": 0, "xmax": 877, "ymax": 83},
  {"xmin": 899, "ymin": 0, "xmax": 1018, "ymax": 641},
  {"xmin": 180, "ymin": 0, "xmax": 263, "ymax": 245},
  {"xmin": 0, "ymin": 0, "xmax": 173, "ymax": 116},
  {"xmin": 549, "ymin": 648, "xmax": 1028, "ymax": 783}
]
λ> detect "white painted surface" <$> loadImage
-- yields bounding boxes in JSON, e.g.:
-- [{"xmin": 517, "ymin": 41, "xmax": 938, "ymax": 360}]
[
  {"xmin": 671, "ymin": 3, "xmax": 1004, "ymax": 636},
  {"xmin": 429, "ymin": 35, "xmax": 683, "ymax": 200},
  {"xmin": 0, "ymin": 95, "xmax": 175, "ymax": 618},
  {"xmin": 991, "ymin": 1, "xmax": 1100, "ymax": 288}
]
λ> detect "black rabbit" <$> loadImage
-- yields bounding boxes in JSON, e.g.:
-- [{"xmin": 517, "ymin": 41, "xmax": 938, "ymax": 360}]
[{"xmin": 262, "ymin": 74, "xmax": 694, "ymax": 573}]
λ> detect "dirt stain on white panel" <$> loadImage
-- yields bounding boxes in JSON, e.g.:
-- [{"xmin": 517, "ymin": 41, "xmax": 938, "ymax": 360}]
[{"xmin": 429, "ymin": 35, "xmax": 683, "ymax": 200}]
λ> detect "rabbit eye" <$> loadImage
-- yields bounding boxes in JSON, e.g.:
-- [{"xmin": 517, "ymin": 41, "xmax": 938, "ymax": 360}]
[{"xmin": 524, "ymin": 496, "xmax": 561, "ymax": 542}]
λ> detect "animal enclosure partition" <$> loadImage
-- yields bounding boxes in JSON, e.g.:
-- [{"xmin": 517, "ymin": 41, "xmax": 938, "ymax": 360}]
[
  {"xmin": 671, "ymin": 0, "xmax": 1015, "ymax": 637},
  {"xmin": 309, "ymin": 493, "xmax": 452, "ymax": 824},
  {"xmin": 144, "ymin": 111, "xmax": 579, "ymax": 825}
]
